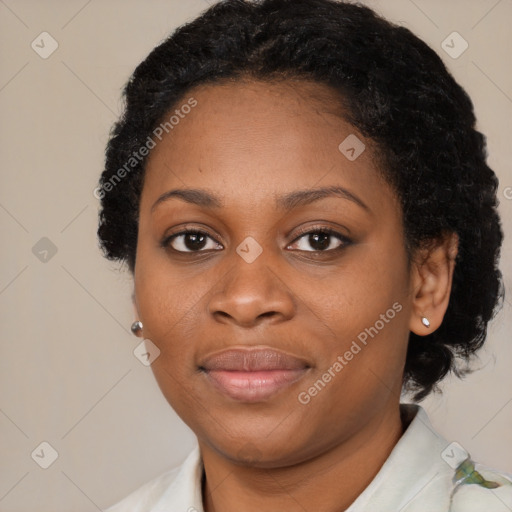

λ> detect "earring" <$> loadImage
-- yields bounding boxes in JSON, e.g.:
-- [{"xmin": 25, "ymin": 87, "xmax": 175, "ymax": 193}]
[
  {"xmin": 131, "ymin": 320, "xmax": 143, "ymax": 335},
  {"xmin": 421, "ymin": 317, "xmax": 430, "ymax": 328}
]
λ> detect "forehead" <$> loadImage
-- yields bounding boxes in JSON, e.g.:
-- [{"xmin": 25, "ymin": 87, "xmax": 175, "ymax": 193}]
[
  {"xmin": 192, "ymin": 77, "xmax": 346, "ymax": 115},
  {"xmin": 141, "ymin": 78, "xmax": 390, "ymax": 212}
]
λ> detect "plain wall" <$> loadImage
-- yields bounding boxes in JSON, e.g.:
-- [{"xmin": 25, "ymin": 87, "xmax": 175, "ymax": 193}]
[{"xmin": 0, "ymin": 1, "xmax": 511, "ymax": 510}]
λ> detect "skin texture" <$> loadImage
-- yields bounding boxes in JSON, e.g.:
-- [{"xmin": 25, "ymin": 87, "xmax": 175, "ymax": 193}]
[{"xmin": 132, "ymin": 79, "xmax": 458, "ymax": 512}]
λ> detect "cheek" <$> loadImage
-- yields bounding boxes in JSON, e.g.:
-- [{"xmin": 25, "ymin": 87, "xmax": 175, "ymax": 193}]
[
  {"xmin": 133, "ymin": 245, "xmax": 205, "ymax": 360},
  {"xmin": 134, "ymin": 224, "xmax": 200, "ymax": 309},
  {"xmin": 133, "ymin": 251, "xmax": 206, "ymax": 416},
  {"xmin": 317, "ymin": 245, "xmax": 409, "ymax": 332},
  {"xmin": 308, "ymin": 242, "xmax": 411, "ymax": 391}
]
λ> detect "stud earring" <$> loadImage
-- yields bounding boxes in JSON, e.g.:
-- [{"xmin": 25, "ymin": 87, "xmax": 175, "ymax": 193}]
[
  {"xmin": 421, "ymin": 317, "xmax": 430, "ymax": 328},
  {"xmin": 131, "ymin": 320, "xmax": 143, "ymax": 335}
]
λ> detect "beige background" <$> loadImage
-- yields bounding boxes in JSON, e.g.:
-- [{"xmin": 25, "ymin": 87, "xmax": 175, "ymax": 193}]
[{"xmin": 0, "ymin": 0, "xmax": 511, "ymax": 510}]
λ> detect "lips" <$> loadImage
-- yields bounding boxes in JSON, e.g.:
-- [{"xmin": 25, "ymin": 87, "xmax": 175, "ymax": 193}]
[
  {"xmin": 201, "ymin": 348, "xmax": 309, "ymax": 372},
  {"xmin": 199, "ymin": 347, "xmax": 310, "ymax": 402}
]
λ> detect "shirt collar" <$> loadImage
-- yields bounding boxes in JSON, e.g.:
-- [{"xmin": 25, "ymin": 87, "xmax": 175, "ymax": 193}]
[
  {"xmin": 151, "ymin": 441, "xmax": 204, "ymax": 511},
  {"xmin": 344, "ymin": 403, "xmax": 454, "ymax": 510},
  {"xmin": 153, "ymin": 404, "xmax": 453, "ymax": 511}
]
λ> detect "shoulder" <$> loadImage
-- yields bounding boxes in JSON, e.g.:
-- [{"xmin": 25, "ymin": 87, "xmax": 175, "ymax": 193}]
[
  {"xmin": 104, "ymin": 466, "xmax": 181, "ymax": 512},
  {"xmin": 104, "ymin": 445, "xmax": 203, "ymax": 512},
  {"xmin": 448, "ymin": 460, "xmax": 512, "ymax": 511},
  {"xmin": 350, "ymin": 404, "xmax": 512, "ymax": 512}
]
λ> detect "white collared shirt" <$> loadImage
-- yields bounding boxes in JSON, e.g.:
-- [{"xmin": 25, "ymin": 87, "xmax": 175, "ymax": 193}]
[{"xmin": 105, "ymin": 405, "xmax": 512, "ymax": 511}]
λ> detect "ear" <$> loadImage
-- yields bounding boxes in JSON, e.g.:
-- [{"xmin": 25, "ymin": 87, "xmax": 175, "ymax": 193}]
[
  {"xmin": 132, "ymin": 291, "xmax": 139, "ymax": 316},
  {"xmin": 409, "ymin": 232, "xmax": 459, "ymax": 335},
  {"xmin": 131, "ymin": 291, "xmax": 143, "ymax": 338}
]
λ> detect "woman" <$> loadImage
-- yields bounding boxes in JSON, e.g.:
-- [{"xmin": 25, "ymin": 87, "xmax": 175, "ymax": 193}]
[{"xmin": 97, "ymin": 0, "xmax": 511, "ymax": 510}]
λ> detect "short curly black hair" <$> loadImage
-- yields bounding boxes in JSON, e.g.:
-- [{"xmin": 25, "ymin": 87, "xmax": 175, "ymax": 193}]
[{"xmin": 97, "ymin": 0, "xmax": 503, "ymax": 401}]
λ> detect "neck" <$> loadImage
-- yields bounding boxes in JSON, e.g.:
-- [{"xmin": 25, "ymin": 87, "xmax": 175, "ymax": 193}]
[{"xmin": 200, "ymin": 401, "xmax": 405, "ymax": 512}]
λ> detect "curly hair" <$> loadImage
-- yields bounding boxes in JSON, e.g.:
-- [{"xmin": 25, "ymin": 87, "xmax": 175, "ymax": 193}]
[{"xmin": 97, "ymin": 0, "xmax": 503, "ymax": 401}]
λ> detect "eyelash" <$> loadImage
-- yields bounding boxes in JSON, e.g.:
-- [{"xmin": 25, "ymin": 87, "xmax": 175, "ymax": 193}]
[
  {"xmin": 160, "ymin": 225, "xmax": 352, "ymax": 255},
  {"xmin": 291, "ymin": 226, "xmax": 352, "ymax": 253}
]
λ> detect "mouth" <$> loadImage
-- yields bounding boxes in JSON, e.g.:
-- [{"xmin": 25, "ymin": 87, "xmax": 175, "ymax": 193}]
[{"xmin": 199, "ymin": 347, "xmax": 311, "ymax": 402}]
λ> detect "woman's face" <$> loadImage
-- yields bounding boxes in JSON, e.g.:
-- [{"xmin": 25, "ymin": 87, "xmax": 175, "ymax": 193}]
[{"xmin": 134, "ymin": 79, "xmax": 416, "ymax": 466}]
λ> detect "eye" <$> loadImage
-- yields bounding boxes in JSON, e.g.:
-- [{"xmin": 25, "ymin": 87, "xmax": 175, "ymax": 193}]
[
  {"xmin": 287, "ymin": 227, "xmax": 351, "ymax": 252},
  {"xmin": 161, "ymin": 229, "xmax": 223, "ymax": 253},
  {"xmin": 161, "ymin": 225, "xmax": 351, "ymax": 254}
]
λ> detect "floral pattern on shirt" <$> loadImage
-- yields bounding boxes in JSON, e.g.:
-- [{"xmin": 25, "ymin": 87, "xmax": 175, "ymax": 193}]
[{"xmin": 449, "ymin": 456, "xmax": 512, "ymax": 512}]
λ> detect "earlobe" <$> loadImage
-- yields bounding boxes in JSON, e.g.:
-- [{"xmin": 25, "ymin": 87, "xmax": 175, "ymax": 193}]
[
  {"xmin": 132, "ymin": 291, "xmax": 138, "ymax": 314},
  {"xmin": 409, "ymin": 232, "xmax": 458, "ymax": 336},
  {"xmin": 131, "ymin": 291, "xmax": 143, "ymax": 337}
]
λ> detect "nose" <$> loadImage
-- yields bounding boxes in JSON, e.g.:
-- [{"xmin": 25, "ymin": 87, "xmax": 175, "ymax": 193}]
[{"xmin": 207, "ymin": 247, "xmax": 296, "ymax": 328}]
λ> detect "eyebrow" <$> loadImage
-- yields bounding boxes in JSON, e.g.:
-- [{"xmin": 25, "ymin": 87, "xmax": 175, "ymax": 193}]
[{"xmin": 151, "ymin": 185, "xmax": 370, "ymax": 213}]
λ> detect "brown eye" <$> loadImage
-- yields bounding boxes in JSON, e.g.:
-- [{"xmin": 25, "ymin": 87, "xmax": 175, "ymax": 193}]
[
  {"xmin": 288, "ymin": 228, "xmax": 352, "ymax": 252},
  {"xmin": 162, "ymin": 230, "xmax": 223, "ymax": 253}
]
